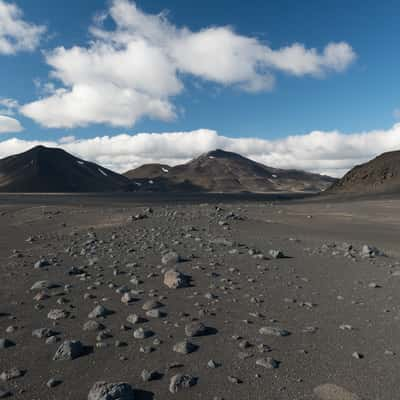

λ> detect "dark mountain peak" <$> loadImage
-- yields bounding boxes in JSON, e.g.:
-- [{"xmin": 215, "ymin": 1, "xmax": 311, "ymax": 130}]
[
  {"xmin": 200, "ymin": 149, "xmax": 242, "ymax": 160},
  {"xmin": 22, "ymin": 145, "xmax": 70, "ymax": 160},
  {"xmin": 206, "ymin": 149, "xmax": 233, "ymax": 157},
  {"xmin": 0, "ymin": 145, "xmax": 129, "ymax": 193}
]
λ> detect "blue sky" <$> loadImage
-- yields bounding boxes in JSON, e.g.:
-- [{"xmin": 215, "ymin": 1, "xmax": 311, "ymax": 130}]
[{"xmin": 0, "ymin": 0, "xmax": 399, "ymax": 176}]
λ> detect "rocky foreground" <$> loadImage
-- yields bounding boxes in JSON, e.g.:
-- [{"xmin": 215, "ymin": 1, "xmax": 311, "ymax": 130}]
[{"xmin": 0, "ymin": 196, "xmax": 399, "ymax": 399}]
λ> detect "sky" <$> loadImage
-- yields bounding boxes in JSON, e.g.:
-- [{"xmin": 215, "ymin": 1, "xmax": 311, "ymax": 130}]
[{"xmin": 0, "ymin": 0, "xmax": 400, "ymax": 177}]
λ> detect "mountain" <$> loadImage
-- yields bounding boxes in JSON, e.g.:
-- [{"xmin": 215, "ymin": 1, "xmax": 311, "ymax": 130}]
[
  {"xmin": 328, "ymin": 150, "xmax": 400, "ymax": 194},
  {"xmin": 124, "ymin": 149, "xmax": 336, "ymax": 193},
  {"xmin": 125, "ymin": 163, "xmax": 171, "ymax": 179},
  {"xmin": 0, "ymin": 145, "xmax": 130, "ymax": 192}
]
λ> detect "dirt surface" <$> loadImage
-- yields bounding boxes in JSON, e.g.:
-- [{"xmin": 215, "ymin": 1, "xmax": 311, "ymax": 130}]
[{"xmin": 0, "ymin": 193, "xmax": 399, "ymax": 399}]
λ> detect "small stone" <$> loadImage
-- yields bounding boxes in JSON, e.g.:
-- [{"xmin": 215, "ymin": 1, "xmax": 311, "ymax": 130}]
[
  {"xmin": 83, "ymin": 320, "xmax": 105, "ymax": 332},
  {"xmin": 30, "ymin": 280, "xmax": 57, "ymax": 291},
  {"xmin": 0, "ymin": 388, "xmax": 12, "ymax": 398},
  {"xmin": 133, "ymin": 327, "xmax": 152, "ymax": 339},
  {"xmin": 47, "ymin": 309, "xmax": 69, "ymax": 320},
  {"xmin": 185, "ymin": 322, "xmax": 208, "ymax": 337},
  {"xmin": 141, "ymin": 369, "xmax": 158, "ymax": 382},
  {"xmin": 269, "ymin": 249, "xmax": 285, "ymax": 259},
  {"xmin": 256, "ymin": 357, "xmax": 280, "ymax": 369},
  {"xmin": 121, "ymin": 293, "xmax": 135, "ymax": 304},
  {"xmin": 34, "ymin": 259, "xmax": 50, "ymax": 269},
  {"xmin": 126, "ymin": 314, "xmax": 140, "ymax": 325},
  {"xmin": 47, "ymin": 378, "xmax": 62, "ymax": 388},
  {"xmin": 162, "ymin": 251, "xmax": 181, "ymax": 265},
  {"xmin": 88, "ymin": 381, "xmax": 135, "ymax": 400},
  {"xmin": 259, "ymin": 326, "xmax": 290, "ymax": 337},
  {"xmin": 53, "ymin": 340, "xmax": 84, "ymax": 361},
  {"xmin": 169, "ymin": 374, "xmax": 197, "ymax": 393},
  {"xmin": 0, "ymin": 368, "xmax": 23, "ymax": 381},
  {"xmin": 0, "ymin": 339, "xmax": 15, "ymax": 349},
  {"xmin": 164, "ymin": 269, "xmax": 189, "ymax": 289},
  {"xmin": 173, "ymin": 340, "xmax": 197, "ymax": 354},
  {"xmin": 314, "ymin": 384, "xmax": 361, "ymax": 400},
  {"xmin": 146, "ymin": 309, "xmax": 164, "ymax": 318},
  {"xmin": 88, "ymin": 305, "xmax": 112, "ymax": 319},
  {"xmin": 142, "ymin": 300, "xmax": 162, "ymax": 311},
  {"xmin": 227, "ymin": 376, "xmax": 242, "ymax": 384}
]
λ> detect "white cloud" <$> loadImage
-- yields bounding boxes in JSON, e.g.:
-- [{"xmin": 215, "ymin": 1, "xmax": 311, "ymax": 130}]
[
  {"xmin": 2, "ymin": 124, "xmax": 400, "ymax": 177},
  {"xmin": 0, "ymin": 0, "xmax": 45, "ymax": 55},
  {"xmin": 0, "ymin": 97, "xmax": 19, "ymax": 115},
  {"xmin": 0, "ymin": 115, "xmax": 23, "ymax": 133},
  {"xmin": 21, "ymin": 0, "xmax": 356, "ymax": 128},
  {"xmin": 59, "ymin": 135, "xmax": 76, "ymax": 144}
]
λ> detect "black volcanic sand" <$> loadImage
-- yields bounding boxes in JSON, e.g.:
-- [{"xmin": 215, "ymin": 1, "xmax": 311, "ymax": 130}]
[{"xmin": 0, "ymin": 193, "xmax": 399, "ymax": 399}]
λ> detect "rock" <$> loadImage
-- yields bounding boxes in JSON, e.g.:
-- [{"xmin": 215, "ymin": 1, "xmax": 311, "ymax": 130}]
[
  {"xmin": 0, "ymin": 388, "xmax": 11, "ymax": 398},
  {"xmin": 161, "ymin": 251, "xmax": 181, "ymax": 265},
  {"xmin": 169, "ymin": 374, "xmax": 197, "ymax": 393},
  {"xmin": 34, "ymin": 259, "xmax": 50, "ymax": 269},
  {"xmin": 88, "ymin": 381, "xmax": 135, "ymax": 400},
  {"xmin": 164, "ymin": 269, "xmax": 189, "ymax": 289},
  {"xmin": 88, "ymin": 305, "xmax": 112, "ymax": 319},
  {"xmin": 269, "ymin": 249, "xmax": 285, "ymax": 259},
  {"xmin": 360, "ymin": 244, "xmax": 383, "ymax": 258},
  {"xmin": 227, "ymin": 376, "xmax": 242, "ymax": 384},
  {"xmin": 32, "ymin": 328, "xmax": 55, "ymax": 339},
  {"xmin": 53, "ymin": 340, "xmax": 84, "ymax": 361},
  {"xmin": 30, "ymin": 280, "xmax": 57, "ymax": 291},
  {"xmin": 126, "ymin": 314, "xmax": 140, "ymax": 325},
  {"xmin": 47, "ymin": 378, "xmax": 62, "ymax": 388},
  {"xmin": 141, "ymin": 369, "xmax": 158, "ymax": 382},
  {"xmin": 142, "ymin": 300, "xmax": 162, "ymax": 311},
  {"xmin": 46, "ymin": 335, "xmax": 59, "ymax": 345},
  {"xmin": 256, "ymin": 357, "xmax": 280, "ymax": 369},
  {"xmin": 0, "ymin": 339, "xmax": 15, "ymax": 349},
  {"xmin": 48, "ymin": 309, "xmax": 69, "ymax": 320},
  {"xmin": 133, "ymin": 327, "xmax": 152, "ymax": 339},
  {"xmin": 313, "ymin": 384, "xmax": 361, "ymax": 400},
  {"xmin": 146, "ymin": 309, "xmax": 164, "ymax": 318},
  {"xmin": 0, "ymin": 368, "xmax": 23, "ymax": 381},
  {"xmin": 173, "ymin": 340, "xmax": 197, "ymax": 354},
  {"xmin": 121, "ymin": 292, "xmax": 135, "ymax": 304},
  {"xmin": 259, "ymin": 326, "xmax": 290, "ymax": 337},
  {"xmin": 83, "ymin": 320, "xmax": 105, "ymax": 332},
  {"xmin": 185, "ymin": 322, "xmax": 208, "ymax": 337}
]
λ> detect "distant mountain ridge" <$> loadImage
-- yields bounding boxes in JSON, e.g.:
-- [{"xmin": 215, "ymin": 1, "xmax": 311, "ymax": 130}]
[
  {"xmin": 124, "ymin": 149, "xmax": 336, "ymax": 193},
  {"xmin": 0, "ymin": 146, "xmax": 336, "ymax": 193},
  {"xmin": 328, "ymin": 150, "xmax": 400, "ymax": 194},
  {"xmin": 0, "ymin": 145, "xmax": 130, "ymax": 192}
]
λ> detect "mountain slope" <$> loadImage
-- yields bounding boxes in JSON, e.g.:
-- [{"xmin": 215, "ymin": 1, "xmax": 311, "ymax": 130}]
[
  {"xmin": 0, "ymin": 145, "xmax": 130, "ymax": 192},
  {"xmin": 124, "ymin": 149, "xmax": 336, "ymax": 193},
  {"xmin": 125, "ymin": 163, "xmax": 171, "ymax": 179},
  {"xmin": 328, "ymin": 150, "xmax": 400, "ymax": 194}
]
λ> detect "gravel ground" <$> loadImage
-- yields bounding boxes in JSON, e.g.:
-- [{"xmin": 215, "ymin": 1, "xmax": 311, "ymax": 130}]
[{"xmin": 0, "ymin": 193, "xmax": 399, "ymax": 399}]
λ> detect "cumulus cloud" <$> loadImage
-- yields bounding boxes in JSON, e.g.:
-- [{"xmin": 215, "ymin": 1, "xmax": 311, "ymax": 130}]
[
  {"xmin": 0, "ymin": 0, "xmax": 45, "ymax": 55},
  {"xmin": 2, "ymin": 125, "xmax": 400, "ymax": 177},
  {"xmin": 21, "ymin": 0, "xmax": 356, "ymax": 128},
  {"xmin": 0, "ymin": 115, "xmax": 23, "ymax": 133},
  {"xmin": 0, "ymin": 97, "xmax": 19, "ymax": 115}
]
